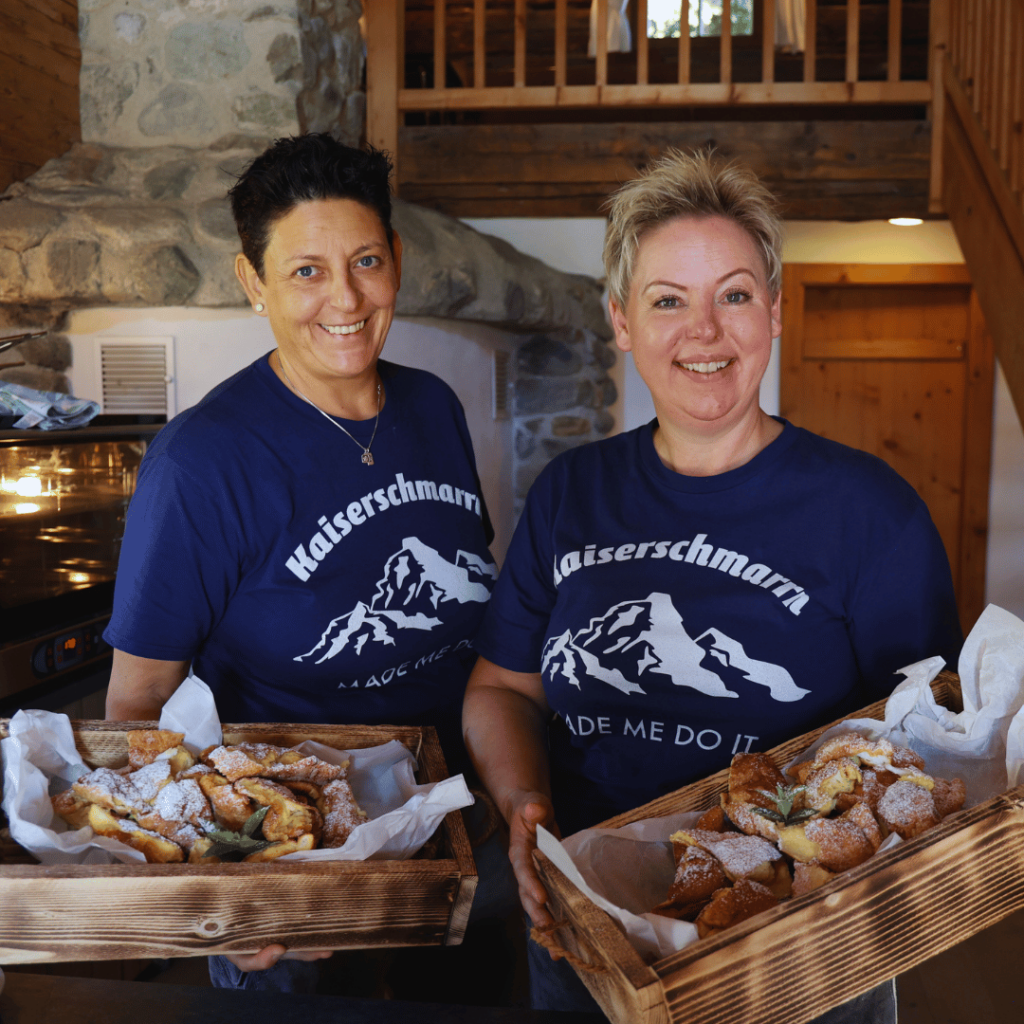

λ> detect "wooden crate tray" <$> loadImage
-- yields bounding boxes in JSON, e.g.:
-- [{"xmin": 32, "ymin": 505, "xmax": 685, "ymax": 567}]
[
  {"xmin": 535, "ymin": 672, "xmax": 1024, "ymax": 1024},
  {"xmin": 0, "ymin": 720, "xmax": 477, "ymax": 965}
]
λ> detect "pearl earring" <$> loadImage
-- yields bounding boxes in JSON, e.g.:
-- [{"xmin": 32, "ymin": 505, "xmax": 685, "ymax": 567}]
[{"xmin": 255, "ymin": 303, "xmax": 265, "ymax": 313}]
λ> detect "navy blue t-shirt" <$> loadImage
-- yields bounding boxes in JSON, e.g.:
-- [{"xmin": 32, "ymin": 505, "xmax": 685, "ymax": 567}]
[
  {"xmin": 106, "ymin": 355, "xmax": 496, "ymax": 769},
  {"xmin": 475, "ymin": 420, "xmax": 962, "ymax": 833}
]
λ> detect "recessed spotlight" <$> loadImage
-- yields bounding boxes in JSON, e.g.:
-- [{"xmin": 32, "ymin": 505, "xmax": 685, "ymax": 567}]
[{"xmin": 888, "ymin": 217, "xmax": 923, "ymax": 226}]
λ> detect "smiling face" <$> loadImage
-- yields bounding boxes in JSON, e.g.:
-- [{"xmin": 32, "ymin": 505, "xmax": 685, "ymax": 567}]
[
  {"xmin": 609, "ymin": 213, "xmax": 781, "ymax": 443},
  {"xmin": 235, "ymin": 197, "xmax": 402, "ymax": 403}
]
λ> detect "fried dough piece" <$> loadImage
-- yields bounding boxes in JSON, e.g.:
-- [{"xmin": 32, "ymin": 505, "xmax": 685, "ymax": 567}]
[
  {"xmin": 932, "ymin": 776, "xmax": 966, "ymax": 818},
  {"xmin": 727, "ymin": 752, "xmax": 788, "ymax": 805},
  {"xmin": 695, "ymin": 879, "xmax": 778, "ymax": 938},
  {"xmin": 283, "ymin": 780, "xmax": 322, "ymax": 801},
  {"xmin": 695, "ymin": 805, "xmax": 728, "ymax": 833},
  {"xmin": 243, "ymin": 833, "xmax": 317, "ymax": 862},
  {"xmin": 197, "ymin": 772, "xmax": 256, "ymax": 832},
  {"xmin": 890, "ymin": 744, "xmax": 927, "ymax": 771},
  {"xmin": 127, "ymin": 729, "xmax": 186, "ymax": 770},
  {"xmin": 87, "ymin": 804, "xmax": 184, "ymax": 863},
  {"xmin": 802, "ymin": 816, "xmax": 877, "ymax": 872},
  {"xmin": 842, "ymin": 799, "xmax": 884, "ymax": 852},
  {"xmin": 127, "ymin": 760, "xmax": 173, "ymax": 803},
  {"xmin": 792, "ymin": 862, "xmax": 836, "ymax": 897},
  {"xmin": 131, "ymin": 779, "xmax": 213, "ymax": 851},
  {"xmin": 653, "ymin": 846, "xmax": 728, "ymax": 920},
  {"xmin": 802, "ymin": 758, "xmax": 862, "ymax": 815},
  {"xmin": 73, "ymin": 767, "xmax": 146, "ymax": 817},
  {"xmin": 671, "ymin": 829, "xmax": 784, "ymax": 886},
  {"xmin": 235, "ymin": 777, "xmax": 323, "ymax": 843},
  {"xmin": 204, "ymin": 744, "xmax": 276, "ymax": 782},
  {"xmin": 51, "ymin": 788, "xmax": 93, "ymax": 829},
  {"xmin": 204, "ymin": 743, "xmax": 346, "ymax": 787},
  {"xmin": 317, "ymin": 777, "xmax": 366, "ymax": 847},
  {"xmin": 811, "ymin": 732, "xmax": 895, "ymax": 769},
  {"xmin": 262, "ymin": 755, "xmax": 348, "ymax": 788},
  {"xmin": 834, "ymin": 767, "xmax": 892, "ymax": 814},
  {"xmin": 722, "ymin": 752, "xmax": 791, "ymax": 840},
  {"xmin": 877, "ymin": 780, "xmax": 940, "ymax": 840}
]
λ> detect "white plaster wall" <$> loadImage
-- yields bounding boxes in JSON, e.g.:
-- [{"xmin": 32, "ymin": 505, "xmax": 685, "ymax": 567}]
[
  {"xmin": 64, "ymin": 307, "xmax": 517, "ymax": 564},
  {"xmin": 464, "ymin": 216, "xmax": 1024, "ymax": 622}
]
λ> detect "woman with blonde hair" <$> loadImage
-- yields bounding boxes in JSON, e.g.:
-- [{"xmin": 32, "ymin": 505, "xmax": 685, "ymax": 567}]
[{"xmin": 463, "ymin": 148, "xmax": 961, "ymax": 1020}]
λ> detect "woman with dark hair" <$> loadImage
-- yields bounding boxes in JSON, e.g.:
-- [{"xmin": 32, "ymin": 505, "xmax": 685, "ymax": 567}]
[
  {"xmin": 463, "ymin": 149, "xmax": 962, "ymax": 1021},
  {"xmin": 103, "ymin": 133, "xmax": 506, "ymax": 989}
]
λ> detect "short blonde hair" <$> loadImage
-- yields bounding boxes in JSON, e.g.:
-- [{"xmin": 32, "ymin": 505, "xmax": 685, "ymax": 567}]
[{"xmin": 603, "ymin": 148, "xmax": 783, "ymax": 309}]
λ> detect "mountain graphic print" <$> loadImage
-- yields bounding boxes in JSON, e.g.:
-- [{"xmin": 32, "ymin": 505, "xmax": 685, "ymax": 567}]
[
  {"xmin": 542, "ymin": 592, "xmax": 810, "ymax": 702},
  {"xmin": 296, "ymin": 537, "xmax": 496, "ymax": 664}
]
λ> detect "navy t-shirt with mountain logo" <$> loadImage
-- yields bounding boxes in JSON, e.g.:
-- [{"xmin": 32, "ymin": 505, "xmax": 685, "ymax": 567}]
[
  {"xmin": 105, "ymin": 355, "xmax": 496, "ymax": 769},
  {"xmin": 474, "ymin": 420, "xmax": 962, "ymax": 835}
]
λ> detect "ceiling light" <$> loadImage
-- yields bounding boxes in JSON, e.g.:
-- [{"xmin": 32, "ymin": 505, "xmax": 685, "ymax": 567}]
[{"xmin": 888, "ymin": 217, "xmax": 923, "ymax": 227}]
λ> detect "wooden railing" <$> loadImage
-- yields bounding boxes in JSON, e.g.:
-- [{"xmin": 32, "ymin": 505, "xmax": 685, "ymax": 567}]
[
  {"xmin": 935, "ymin": 0, "xmax": 1024, "ymax": 426},
  {"xmin": 365, "ymin": 0, "xmax": 937, "ymax": 165},
  {"xmin": 939, "ymin": 0, "xmax": 1024, "ymax": 224}
]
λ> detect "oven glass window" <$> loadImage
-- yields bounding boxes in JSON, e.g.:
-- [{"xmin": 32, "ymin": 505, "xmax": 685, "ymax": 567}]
[{"xmin": 0, "ymin": 440, "xmax": 146, "ymax": 609}]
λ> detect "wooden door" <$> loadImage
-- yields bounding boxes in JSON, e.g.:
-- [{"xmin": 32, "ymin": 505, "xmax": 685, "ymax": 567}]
[{"xmin": 780, "ymin": 264, "xmax": 995, "ymax": 635}]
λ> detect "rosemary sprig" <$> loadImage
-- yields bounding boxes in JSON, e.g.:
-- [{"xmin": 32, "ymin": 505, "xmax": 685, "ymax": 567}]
[{"xmin": 751, "ymin": 784, "xmax": 817, "ymax": 826}]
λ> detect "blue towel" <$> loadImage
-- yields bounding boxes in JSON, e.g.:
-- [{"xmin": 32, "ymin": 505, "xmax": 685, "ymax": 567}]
[{"xmin": 0, "ymin": 381, "xmax": 100, "ymax": 430}]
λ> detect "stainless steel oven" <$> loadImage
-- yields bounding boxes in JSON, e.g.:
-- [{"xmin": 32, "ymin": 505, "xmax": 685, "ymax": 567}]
[{"xmin": 0, "ymin": 418, "xmax": 163, "ymax": 715}]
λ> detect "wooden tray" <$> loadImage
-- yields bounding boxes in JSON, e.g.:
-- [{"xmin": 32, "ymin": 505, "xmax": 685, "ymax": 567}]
[
  {"xmin": 535, "ymin": 671, "xmax": 1024, "ymax": 1024},
  {"xmin": 0, "ymin": 720, "xmax": 477, "ymax": 965}
]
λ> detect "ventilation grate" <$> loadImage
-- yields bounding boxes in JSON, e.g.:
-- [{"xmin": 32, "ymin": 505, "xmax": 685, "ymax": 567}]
[
  {"xmin": 492, "ymin": 349, "xmax": 512, "ymax": 420},
  {"xmin": 97, "ymin": 338, "xmax": 174, "ymax": 415}
]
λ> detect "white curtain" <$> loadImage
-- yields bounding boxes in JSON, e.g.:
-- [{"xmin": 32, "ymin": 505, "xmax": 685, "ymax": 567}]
[
  {"xmin": 589, "ymin": 0, "xmax": 632, "ymax": 56},
  {"xmin": 776, "ymin": 0, "xmax": 806, "ymax": 52}
]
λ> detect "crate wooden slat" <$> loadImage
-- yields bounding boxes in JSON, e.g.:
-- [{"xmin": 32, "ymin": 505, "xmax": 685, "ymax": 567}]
[
  {"xmin": 0, "ymin": 721, "xmax": 477, "ymax": 965},
  {"xmin": 535, "ymin": 672, "xmax": 1024, "ymax": 1024}
]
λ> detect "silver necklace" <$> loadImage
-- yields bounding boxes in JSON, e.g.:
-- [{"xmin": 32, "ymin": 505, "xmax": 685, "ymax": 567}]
[{"xmin": 277, "ymin": 353, "xmax": 382, "ymax": 466}]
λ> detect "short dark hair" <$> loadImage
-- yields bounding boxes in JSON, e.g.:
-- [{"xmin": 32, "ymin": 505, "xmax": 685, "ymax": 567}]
[{"xmin": 228, "ymin": 133, "xmax": 395, "ymax": 279}]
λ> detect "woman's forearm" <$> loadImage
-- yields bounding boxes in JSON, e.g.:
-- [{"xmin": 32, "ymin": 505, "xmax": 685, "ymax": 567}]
[
  {"xmin": 105, "ymin": 650, "xmax": 190, "ymax": 721},
  {"xmin": 463, "ymin": 681, "xmax": 552, "ymax": 824}
]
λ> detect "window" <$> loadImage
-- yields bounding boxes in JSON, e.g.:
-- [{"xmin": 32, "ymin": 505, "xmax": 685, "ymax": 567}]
[{"xmin": 647, "ymin": 0, "xmax": 754, "ymax": 39}]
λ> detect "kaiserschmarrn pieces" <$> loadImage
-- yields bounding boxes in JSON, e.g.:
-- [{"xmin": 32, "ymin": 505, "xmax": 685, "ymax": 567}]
[
  {"xmin": 50, "ymin": 730, "xmax": 367, "ymax": 864},
  {"xmin": 652, "ymin": 730, "xmax": 967, "ymax": 939}
]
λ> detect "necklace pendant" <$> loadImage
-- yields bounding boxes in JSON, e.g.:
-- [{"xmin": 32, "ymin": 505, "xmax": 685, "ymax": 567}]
[{"xmin": 361, "ymin": 451, "xmax": 374, "ymax": 466}]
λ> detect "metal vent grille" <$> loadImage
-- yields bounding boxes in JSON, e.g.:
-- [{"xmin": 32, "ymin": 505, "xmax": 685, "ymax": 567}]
[
  {"xmin": 97, "ymin": 338, "xmax": 174, "ymax": 415},
  {"xmin": 492, "ymin": 349, "xmax": 511, "ymax": 420}
]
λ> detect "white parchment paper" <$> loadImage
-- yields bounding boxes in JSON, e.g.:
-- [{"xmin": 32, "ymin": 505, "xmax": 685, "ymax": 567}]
[
  {"xmin": 538, "ymin": 604, "xmax": 1024, "ymax": 961},
  {"xmin": 1, "ymin": 673, "xmax": 473, "ymax": 866}
]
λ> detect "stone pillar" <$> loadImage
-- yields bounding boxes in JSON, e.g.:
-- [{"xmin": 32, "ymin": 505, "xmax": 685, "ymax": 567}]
[{"xmin": 78, "ymin": 0, "xmax": 365, "ymax": 148}]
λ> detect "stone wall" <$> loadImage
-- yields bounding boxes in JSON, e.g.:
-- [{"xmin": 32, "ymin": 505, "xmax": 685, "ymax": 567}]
[
  {"xmin": 78, "ymin": 0, "xmax": 365, "ymax": 149},
  {"xmin": 0, "ymin": 0, "xmax": 618, "ymax": 510}
]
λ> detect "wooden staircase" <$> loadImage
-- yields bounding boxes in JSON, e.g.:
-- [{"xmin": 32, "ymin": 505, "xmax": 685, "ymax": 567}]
[{"xmin": 366, "ymin": 0, "xmax": 1024, "ymax": 428}]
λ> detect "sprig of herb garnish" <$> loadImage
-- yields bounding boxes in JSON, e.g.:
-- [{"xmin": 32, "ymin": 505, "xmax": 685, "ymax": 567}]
[
  {"xmin": 204, "ymin": 806, "xmax": 273, "ymax": 860},
  {"xmin": 751, "ymin": 784, "xmax": 816, "ymax": 826}
]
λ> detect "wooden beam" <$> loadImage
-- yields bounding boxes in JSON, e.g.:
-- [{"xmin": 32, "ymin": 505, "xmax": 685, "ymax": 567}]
[
  {"xmin": 943, "ymin": 93, "xmax": 1024, "ymax": 429},
  {"xmin": 958, "ymin": 288, "xmax": 995, "ymax": 633},
  {"xmin": 400, "ymin": 119, "xmax": 931, "ymax": 184},
  {"xmin": 398, "ymin": 119, "xmax": 932, "ymax": 219},
  {"xmin": 762, "ymin": 0, "xmax": 776, "ymax": 84},
  {"xmin": 397, "ymin": 80, "xmax": 933, "ymax": 109},
  {"xmin": 364, "ymin": 0, "xmax": 400, "ymax": 167}
]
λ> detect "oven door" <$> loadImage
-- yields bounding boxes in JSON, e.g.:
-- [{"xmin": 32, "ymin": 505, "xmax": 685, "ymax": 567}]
[{"xmin": 0, "ymin": 422, "xmax": 161, "ymax": 714}]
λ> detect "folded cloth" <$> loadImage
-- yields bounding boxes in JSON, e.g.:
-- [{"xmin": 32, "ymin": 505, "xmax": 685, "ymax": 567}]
[{"xmin": 0, "ymin": 381, "xmax": 99, "ymax": 429}]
